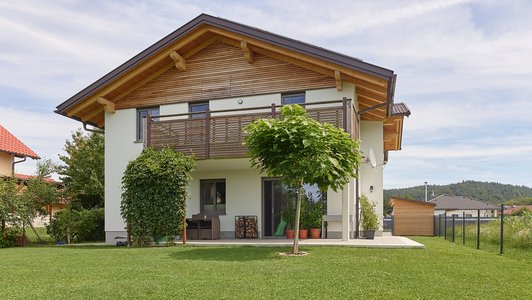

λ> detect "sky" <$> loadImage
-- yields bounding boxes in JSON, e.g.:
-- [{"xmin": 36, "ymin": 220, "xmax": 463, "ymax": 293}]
[{"xmin": 0, "ymin": 0, "xmax": 531, "ymax": 188}]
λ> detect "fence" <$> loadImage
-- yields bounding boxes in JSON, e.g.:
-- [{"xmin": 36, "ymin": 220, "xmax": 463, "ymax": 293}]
[{"xmin": 435, "ymin": 205, "xmax": 505, "ymax": 255}]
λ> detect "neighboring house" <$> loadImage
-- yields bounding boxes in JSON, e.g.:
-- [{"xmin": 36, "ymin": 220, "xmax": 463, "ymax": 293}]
[
  {"xmin": 503, "ymin": 205, "xmax": 532, "ymax": 215},
  {"xmin": 429, "ymin": 194, "xmax": 499, "ymax": 217},
  {"xmin": 390, "ymin": 197, "xmax": 435, "ymax": 236},
  {"xmin": 55, "ymin": 14, "xmax": 410, "ymax": 244},
  {"xmin": 0, "ymin": 124, "xmax": 64, "ymax": 226},
  {"xmin": 0, "ymin": 124, "xmax": 40, "ymax": 177}
]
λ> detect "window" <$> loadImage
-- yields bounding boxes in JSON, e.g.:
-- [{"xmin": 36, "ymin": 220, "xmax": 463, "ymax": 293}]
[
  {"xmin": 282, "ymin": 93, "xmax": 305, "ymax": 105},
  {"xmin": 137, "ymin": 107, "xmax": 159, "ymax": 141},
  {"xmin": 200, "ymin": 179, "xmax": 226, "ymax": 214},
  {"xmin": 189, "ymin": 102, "xmax": 209, "ymax": 118}
]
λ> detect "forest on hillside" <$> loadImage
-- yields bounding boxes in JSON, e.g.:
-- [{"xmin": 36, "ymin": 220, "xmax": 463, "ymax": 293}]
[{"xmin": 383, "ymin": 180, "xmax": 532, "ymax": 215}]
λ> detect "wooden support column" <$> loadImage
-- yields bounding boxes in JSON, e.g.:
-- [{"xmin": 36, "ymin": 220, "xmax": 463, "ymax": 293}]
[
  {"xmin": 169, "ymin": 51, "xmax": 186, "ymax": 71},
  {"xmin": 334, "ymin": 70, "xmax": 342, "ymax": 91},
  {"xmin": 240, "ymin": 41, "xmax": 254, "ymax": 63},
  {"xmin": 342, "ymin": 181, "xmax": 350, "ymax": 241}
]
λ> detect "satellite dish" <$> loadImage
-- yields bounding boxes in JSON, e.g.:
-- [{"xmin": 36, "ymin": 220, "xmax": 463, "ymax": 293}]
[{"xmin": 368, "ymin": 148, "xmax": 377, "ymax": 168}]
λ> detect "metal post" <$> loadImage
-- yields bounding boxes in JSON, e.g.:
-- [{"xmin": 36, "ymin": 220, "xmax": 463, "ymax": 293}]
[
  {"xmin": 342, "ymin": 97, "xmax": 348, "ymax": 131},
  {"xmin": 452, "ymin": 214, "xmax": 455, "ymax": 243},
  {"xmin": 438, "ymin": 214, "xmax": 441, "ymax": 237},
  {"xmin": 462, "ymin": 212, "xmax": 466, "ymax": 245},
  {"xmin": 444, "ymin": 213, "xmax": 447, "ymax": 240},
  {"xmin": 146, "ymin": 115, "xmax": 152, "ymax": 147},
  {"xmin": 424, "ymin": 182, "xmax": 428, "ymax": 202},
  {"xmin": 205, "ymin": 110, "xmax": 210, "ymax": 159},
  {"xmin": 500, "ymin": 204, "xmax": 504, "ymax": 255},
  {"xmin": 183, "ymin": 206, "xmax": 187, "ymax": 245},
  {"xmin": 476, "ymin": 209, "xmax": 480, "ymax": 250}
]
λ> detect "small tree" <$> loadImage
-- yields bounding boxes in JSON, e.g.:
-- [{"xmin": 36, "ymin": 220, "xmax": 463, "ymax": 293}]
[
  {"xmin": 244, "ymin": 105, "xmax": 361, "ymax": 253},
  {"xmin": 121, "ymin": 148, "xmax": 195, "ymax": 246},
  {"xmin": 360, "ymin": 194, "xmax": 378, "ymax": 231},
  {"xmin": 0, "ymin": 177, "xmax": 19, "ymax": 233}
]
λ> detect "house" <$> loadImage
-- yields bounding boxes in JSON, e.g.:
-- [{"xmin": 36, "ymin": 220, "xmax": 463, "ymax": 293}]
[
  {"xmin": 1, "ymin": 124, "xmax": 65, "ymax": 226},
  {"xmin": 0, "ymin": 124, "xmax": 40, "ymax": 177},
  {"xmin": 503, "ymin": 205, "xmax": 532, "ymax": 215},
  {"xmin": 429, "ymin": 194, "xmax": 499, "ymax": 217},
  {"xmin": 55, "ymin": 14, "xmax": 410, "ymax": 244},
  {"xmin": 390, "ymin": 197, "xmax": 435, "ymax": 236}
]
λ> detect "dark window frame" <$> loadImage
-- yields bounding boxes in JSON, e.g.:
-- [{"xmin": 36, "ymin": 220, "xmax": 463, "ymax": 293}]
[
  {"xmin": 189, "ymin": 102, "xmax": 209, "ymax": 118},
  {"xmin": 136, "ymin": 107, "xmax": 160, "ymax": 141},
  {"xmin": 200, "ymin": 179, "xmax": 226, "ymax": 214},
  {"xmin": 281, "ymin": 93, "xmax": 306, "ymax": 105}
]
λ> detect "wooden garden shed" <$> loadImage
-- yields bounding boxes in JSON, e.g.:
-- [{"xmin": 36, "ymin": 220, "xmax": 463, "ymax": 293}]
[{"xmin": 390, "ymin": 197, "xmax": 435, "ymax": 236}]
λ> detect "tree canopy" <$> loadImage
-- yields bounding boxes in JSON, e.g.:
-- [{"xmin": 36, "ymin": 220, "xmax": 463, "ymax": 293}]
[
  {"xmin": 244, "ymin": 104, "xmax": 361, "ymax": 253},
  {"xmin": 58, "ymin": 130, "xmax": 104, "ymax": 209},
  {"xmin": 121, "ymin": 148, "xmax": 195, "ymax": 246}
]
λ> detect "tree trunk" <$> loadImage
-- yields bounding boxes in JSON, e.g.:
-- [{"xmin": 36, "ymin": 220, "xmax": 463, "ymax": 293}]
[
  {"xmin": 292, "ymin": 179, "xmax": 304, "ymax": 254},
  {"xmin": 29, "ymin": 223, "xmax": 42, "ymax": 241},
  {"xmin": 1, "ymin": 220, "xmax": 5, "ymax": 232},
  {"xmin": 67, "ymin": 227, "xmax": 71, "ymax": 244},
  {"xmin": 22, "ymin": 221, "xmax": 26, "ymax": 247}
]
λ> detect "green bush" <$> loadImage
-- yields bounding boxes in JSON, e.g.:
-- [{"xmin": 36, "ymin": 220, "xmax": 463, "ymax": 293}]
[
  {"xmin": 360, "ymin": 194, "xmax": 378, "ymax": 230},
  {"xmin": 0, "ymin": 228, "xmax": 18, "ymax": 248},
  {"xmin": 46, "ymin": 208, "xmax": 104, "ymax": 243}
]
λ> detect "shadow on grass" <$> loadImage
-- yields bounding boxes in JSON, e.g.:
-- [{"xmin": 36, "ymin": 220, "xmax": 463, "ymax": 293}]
[{"xmin": 168, "ymin": 246, "xmax": 289, "ymax": 262}]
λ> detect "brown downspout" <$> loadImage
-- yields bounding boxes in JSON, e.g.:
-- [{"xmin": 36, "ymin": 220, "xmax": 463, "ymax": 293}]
[
  {"xmin": 12, "ymin": 157, "xmax": 26, "ymax": 175},
  {"xmin": 83, "ymin": 122, "xmax": 104, "ymax": 134}
]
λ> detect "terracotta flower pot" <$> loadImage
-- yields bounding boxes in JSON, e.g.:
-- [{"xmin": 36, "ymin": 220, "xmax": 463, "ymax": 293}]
[
  {"xmin": 309, "ymin": 228, "xmax": 321, "ymax": 239},
  {"xmin": 299, "ymin": 229, "xmax": 308, "ymax": 239},
  {"xmin": 286, "ymin": 229, "xmax": 295, "ymax": 239}
]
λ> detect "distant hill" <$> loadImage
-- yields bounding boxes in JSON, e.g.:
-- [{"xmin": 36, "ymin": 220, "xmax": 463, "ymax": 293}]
[{"xmin": 384, "ymin": 180, "xmax": 532, "ymax": 205}]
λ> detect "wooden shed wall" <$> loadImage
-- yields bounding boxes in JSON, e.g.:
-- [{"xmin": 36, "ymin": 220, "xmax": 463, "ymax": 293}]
[
  {"xmin": 393, "ymin": 200, "xmax": 434, "ymax": 236},
  {"xmin": 117, "ymin": 41, "xmax": 336, "ymax": 109}
]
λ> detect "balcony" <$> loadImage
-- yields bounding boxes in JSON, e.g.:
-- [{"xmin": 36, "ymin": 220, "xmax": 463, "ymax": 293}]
[{"xmin": 145, "ymin": 98, "xmax": 357, "ymax": 160}]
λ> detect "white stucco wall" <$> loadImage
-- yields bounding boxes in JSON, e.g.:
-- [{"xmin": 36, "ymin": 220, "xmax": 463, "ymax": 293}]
[
  {"xmin": 359, "ymin": 121, "xmax": 384, "ymax": 230},
  {"xmin": 104, "ymin": 109, "xmax": 143, "ymax": 241}
]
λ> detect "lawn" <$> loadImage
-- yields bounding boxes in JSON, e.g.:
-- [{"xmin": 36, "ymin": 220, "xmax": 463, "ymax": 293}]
[{"xmin": 1, "ymin": 237, "xmax": 530, "ymax": 299}]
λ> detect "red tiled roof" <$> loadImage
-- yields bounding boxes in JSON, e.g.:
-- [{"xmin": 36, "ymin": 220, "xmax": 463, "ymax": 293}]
[
  {"xmin": 0, "ymin": 124, "xmax": 40, "ymax": 159},
  {"xmin": 15, "ymin": 173, "xmax": 57, "ymax": 183}
]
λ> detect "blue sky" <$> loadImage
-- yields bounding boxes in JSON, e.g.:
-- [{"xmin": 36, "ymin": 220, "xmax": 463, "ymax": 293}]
[{"xmin": 0, "ymin": 0, "xmax": 531, "ymax": 188}]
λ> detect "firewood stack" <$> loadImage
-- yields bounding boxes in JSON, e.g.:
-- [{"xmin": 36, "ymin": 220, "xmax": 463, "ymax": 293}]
[{"xmin": 235, "ymin": 216, "xmax": 258, "ymax": 238}]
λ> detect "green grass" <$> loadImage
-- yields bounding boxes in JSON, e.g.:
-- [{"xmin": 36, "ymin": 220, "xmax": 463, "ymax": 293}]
[
  {"xmin": 21, "ymin": 227, "xmax": 54, "ymax": 245},
  {"xmin": 1, "ymin": 237, "xmax": 530, "ymax": 299}
]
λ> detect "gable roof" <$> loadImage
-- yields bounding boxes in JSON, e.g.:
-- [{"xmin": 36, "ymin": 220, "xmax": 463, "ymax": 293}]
[
  {"xmin": 0, "ymin": 124, "xmax": 40, "ymax": 159},
  {"xmin": 55, "ymin": 14, "xmax": 395, "ymax": 115},
  {"xmin": 428, "ymin": 194, "xmax": 499, "ymax": 210}
]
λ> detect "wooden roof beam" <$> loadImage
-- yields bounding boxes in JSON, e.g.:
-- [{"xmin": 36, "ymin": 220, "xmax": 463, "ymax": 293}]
[
  {"xmin": 169, "ymin": 51, "xmax": 186, "ymax": 71},
  {"xmin": 240, "ymin": 40, "xmax": 254, "ymax": 63},
  {"xmin": 334, "ymin": 70, "xmax": 342, "ymax": 91},
  {"xmin": 81, "ymin": 106, "xmax": 104, "ymax": 122},
  {"xmin": 96, "ymin": 97, "xmax": 115, "ymax": 113},
  {"xmin": 67, "ymin": 98, "xmax": 97, "ymax": 117}
]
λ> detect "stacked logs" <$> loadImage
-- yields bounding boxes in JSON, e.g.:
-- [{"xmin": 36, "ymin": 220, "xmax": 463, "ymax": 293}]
[{"xmin": 235, "ymin": 216, "xmax": 258, "ymax": 238}]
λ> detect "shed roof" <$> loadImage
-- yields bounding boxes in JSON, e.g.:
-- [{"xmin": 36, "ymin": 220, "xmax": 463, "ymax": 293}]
[
  {"xmin": 0, "ymin": 124, "xmax": 40, "ymax": 159},
  {"xmin": 390, "ymin": 197, "xmax": 436, "ymax": 206},
  {"xmin": 428, "ymin": 194, "xmax": 499, "ymax": 210}
]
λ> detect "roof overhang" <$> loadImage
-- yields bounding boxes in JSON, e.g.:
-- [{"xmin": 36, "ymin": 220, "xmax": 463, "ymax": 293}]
[{"xmin": 55, "ymin": 14, "xmax": 399, "ymax": 128}]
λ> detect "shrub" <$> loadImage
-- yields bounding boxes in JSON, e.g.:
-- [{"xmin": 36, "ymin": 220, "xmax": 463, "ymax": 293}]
[
  {"xmin": 360, "ymin": 195, "xmax": 378, "ymax": 230},
  {"xmin": 46, "ymin": 208, "xmax": 104, "ymax": 243},
  {"xmin": 0, "ymin": 228, "xmax": 18, "ymax": 248},
  {"xmin": 121, "ymin": 148, "xmax": 195, "ymax": 246}
]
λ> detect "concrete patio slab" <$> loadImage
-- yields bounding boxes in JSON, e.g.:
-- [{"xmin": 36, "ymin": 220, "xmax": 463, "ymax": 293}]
[{"xmin": 185, "ymin": 236, "xmax": 425, "ymax": 248}]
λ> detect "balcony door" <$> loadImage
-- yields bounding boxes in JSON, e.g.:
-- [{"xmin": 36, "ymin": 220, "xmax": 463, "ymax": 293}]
[{"xmin": 262, "ymin": 179, "xmax": 290, "ymax": 237}]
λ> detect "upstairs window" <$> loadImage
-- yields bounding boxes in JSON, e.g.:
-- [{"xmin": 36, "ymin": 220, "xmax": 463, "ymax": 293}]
[
  {"xmin": 200, "ymin": 179, "xmax": 226, "ymax": 214},
  {"xmin": 137, "ymin": 107, "xmax": 159, "ymax": 141},
  {"xmin": 189, "ymin": 102, "xmax": 209, "ymax": 118},
  {"xmin": 282, "ymin": 93, "xmax": 305, "ymax": 105}
]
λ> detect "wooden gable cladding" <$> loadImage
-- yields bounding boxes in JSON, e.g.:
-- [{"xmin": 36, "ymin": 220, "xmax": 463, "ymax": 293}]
[
  {"xmin": 116, "ymin": 41, "xmax": 336, "ymax": 109},
  {"xmin": 383, "ymin": 116, "xmax": 404, "ymax": 151}
]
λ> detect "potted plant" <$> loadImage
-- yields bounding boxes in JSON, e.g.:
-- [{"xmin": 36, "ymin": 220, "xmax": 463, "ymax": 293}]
[
  {"xmin": 298, "ymin": 196, "xmax": 309, "ymax": 239},
  {"xmin": 282, "ymin": 200, "xmax": 296, "ymax": 239},
  {"xmin": 309, "ymin": 201, "xmax": 324, "ymax": 239},
  {"xmin": 360, "ymin": 195, "xmax": 378, "ymax": 239}
]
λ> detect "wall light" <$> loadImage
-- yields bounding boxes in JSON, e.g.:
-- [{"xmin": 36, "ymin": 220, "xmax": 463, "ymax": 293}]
[{"xmin": 370, "ymin": 185, "xmax": 374, "ymax": 193}]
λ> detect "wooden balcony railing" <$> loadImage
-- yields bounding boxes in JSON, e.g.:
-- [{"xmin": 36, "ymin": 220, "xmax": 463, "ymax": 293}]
[{"xmin": 145, "ymin": 98, "xmax": 356, "ymax": 160}]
